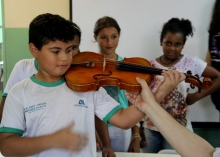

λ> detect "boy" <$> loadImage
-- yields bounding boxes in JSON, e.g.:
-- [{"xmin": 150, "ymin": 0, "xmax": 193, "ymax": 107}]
[
  {"xmin": 0, "ymin": 13, "xmax": 185, "ymax": 157},
  {"xmin": 0, "ymin": 14, "xmax": 103, "ymax": 155},
  {"xmin": 0, "ymin": 19, "xmax": 81, "ymax": 122}
]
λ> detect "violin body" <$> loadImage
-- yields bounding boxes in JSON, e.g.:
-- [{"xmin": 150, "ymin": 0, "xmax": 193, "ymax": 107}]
[
  {"xmin": 65, "ymin": 51, "xmax": 212, "ymax": 92},
  {"xmin": 65, "ymin": 52, "xmax": 153, "ymax": 92}
]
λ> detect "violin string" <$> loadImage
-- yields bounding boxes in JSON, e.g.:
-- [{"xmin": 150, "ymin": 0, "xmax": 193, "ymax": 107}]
[
  {"xmin": 99, "ymin": 58, "xmax": 162, "ymax": 73},
  {"xmin": 117, "ymin": 61, "xmax": 162, "ymax": 73},
  {"xmin": 96, "ymin": 58, "xmax": 208, "ymax": 90}
]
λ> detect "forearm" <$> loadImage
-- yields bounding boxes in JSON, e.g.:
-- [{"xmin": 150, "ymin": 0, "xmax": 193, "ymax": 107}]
[
  {"xmin": 129, "ymin": 102, "xmax": 141, "ymax": 142},
  {"xmin": 0, "ymin": 134, "xmax": 54, "ymax": 156},
  {"xmin": 109, "ymin": 105, "xmax": 145, "ymax": 129},
  {"xmin": 95, "ymin": 116, "xmax": 111, "ymax": 148},
  {"xmin": 132, "ymin": 125, "xmax": 140, "ymax": 135},
  {"xmin": 145, "ymin": 102, "xmax": 215, "ymax": 157},
  {"xmin": 131, "ymin": 124, "xmax": 141, "ymax": 143},
  {"xmin": 131, "ymin": 125, "xmax": 141, "ymax": 145},
  {"xmin": 128, "ymin": 125, "xmax": 141, "ymax": 153}
]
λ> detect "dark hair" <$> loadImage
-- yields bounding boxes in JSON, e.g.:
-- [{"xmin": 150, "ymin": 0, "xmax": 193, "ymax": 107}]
[
  {"xmin": 29, "ymin": 13, "xmax": 81, "ymax": 50},
  {"xmin": 160, "ymin": 18, "xmax": 194, "ymax": 44},
  {"xmin": 93, "ymin": 16, "xmax": 121, "ymax": 37},
  {"xmin": 208, "ymin": 0, "xmax": 220, "ymax": 34}
]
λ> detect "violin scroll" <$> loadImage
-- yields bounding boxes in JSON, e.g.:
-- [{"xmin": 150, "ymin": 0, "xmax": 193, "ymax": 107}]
[{"xmin": 184, "ymin": 70, "xmax": 212, "ymax": 93}]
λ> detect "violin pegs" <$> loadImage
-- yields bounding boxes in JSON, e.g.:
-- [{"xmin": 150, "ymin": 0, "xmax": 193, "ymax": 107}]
[
  {"xmin": 190, "ymin": 83, "xmax": 195, "ymax": 89},
  {"xmin": 187, "ymin": 70, "xmax": 192, "ymax": 75},
  {"xmin": 195, "ymin": 74, "xmax": 200, "ymax": 79}
]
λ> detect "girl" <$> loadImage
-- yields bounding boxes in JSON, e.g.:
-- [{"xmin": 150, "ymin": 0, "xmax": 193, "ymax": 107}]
[
  {"xmin": 141, "ymin": 18, "xmax": 220, "ymax": 153},
  {"xmin": 93, "ymin": 16, "xmax": 141, "ymax": 154}
]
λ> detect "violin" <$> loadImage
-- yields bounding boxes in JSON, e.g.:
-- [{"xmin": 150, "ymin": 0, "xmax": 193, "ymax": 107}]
[{"xmin": 65, "ymin": 51, "xmax": 212, "ymax": 93}]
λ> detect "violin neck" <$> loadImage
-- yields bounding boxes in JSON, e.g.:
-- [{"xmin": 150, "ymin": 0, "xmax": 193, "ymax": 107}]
[{"xmin": 116, "ymin": 62, "xmax": 163, "ymax": 75}]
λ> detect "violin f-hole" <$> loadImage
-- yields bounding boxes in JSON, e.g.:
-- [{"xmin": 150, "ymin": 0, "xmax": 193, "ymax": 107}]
[{"xmin": 93, "ymin": 71, "xmax": 112, "ymax": 80}]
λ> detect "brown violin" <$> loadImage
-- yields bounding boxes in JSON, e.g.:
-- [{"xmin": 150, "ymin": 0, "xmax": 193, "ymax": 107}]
[{"xmin": 65, "ymin": 51, "xmax": 212, "ymax": 93}]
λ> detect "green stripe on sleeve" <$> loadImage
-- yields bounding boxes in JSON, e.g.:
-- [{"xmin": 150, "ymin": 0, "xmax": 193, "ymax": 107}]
[
  {"xmin": 2, "ymin": 93, "xmax": 7, "ymax": 97},
  {"xmin": 0, "ymin": 127, "xmax": 24, "ymax": 136},
  {"xmin": 103, "ymin": 105, "xmax": 123, "ymax": 124}
]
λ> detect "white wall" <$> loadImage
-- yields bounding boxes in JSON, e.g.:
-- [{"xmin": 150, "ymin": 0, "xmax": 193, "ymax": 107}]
[{"xmin": 72, "ymin": 0, "xmax": 219, "ymax": 122}]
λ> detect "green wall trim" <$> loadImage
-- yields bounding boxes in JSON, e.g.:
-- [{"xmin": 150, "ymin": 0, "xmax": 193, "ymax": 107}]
[
  {"xmin": 4, "ymin": 28, "xmax": 32, "ymax": 85},
  {"xmin": 192, "ymin": 122, "xmax": 220, "ymax": 148}
]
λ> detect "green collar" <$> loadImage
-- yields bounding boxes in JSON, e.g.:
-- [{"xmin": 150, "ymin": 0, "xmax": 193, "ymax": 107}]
[{"xmin": 30, "ymin": 75, "xmax": 65, "ymax": 87}]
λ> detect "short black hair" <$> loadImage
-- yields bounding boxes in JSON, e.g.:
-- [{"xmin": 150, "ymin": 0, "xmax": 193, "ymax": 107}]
[{"xmin": 29, "ymin": 13, "xmax": 81, "ymax": 50}]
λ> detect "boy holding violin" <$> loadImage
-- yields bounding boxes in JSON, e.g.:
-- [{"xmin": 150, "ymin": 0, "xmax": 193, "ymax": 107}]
[{"xmin": 0, "ymin": 13, "xmax": 185, "ymax": 157}]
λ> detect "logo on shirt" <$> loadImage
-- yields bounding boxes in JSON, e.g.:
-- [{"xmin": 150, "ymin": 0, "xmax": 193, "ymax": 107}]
[
  {"xmin": 74, "ymin": 100, "xmax": 88, "ymax": 108},
  {"xmin": 79, "ymin": 100, "xmax": 85, "ymax": 105}
]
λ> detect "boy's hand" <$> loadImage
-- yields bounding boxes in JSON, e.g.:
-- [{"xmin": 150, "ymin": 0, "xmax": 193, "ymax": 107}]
[
  {"xmin": 154, "ymin": 70, "xmax": 186, "ymax": 102},
  {"xmin": 51, "ymin": 122, "xmax": 88, "ymax": 151}
]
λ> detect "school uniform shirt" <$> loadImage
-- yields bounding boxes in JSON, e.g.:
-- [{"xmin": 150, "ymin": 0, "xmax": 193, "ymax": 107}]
[
  {"xmin": 143, "ymin": 55, "xmax": 207, "ymax": 131},
  {"xmin": 0, "ymin": 76, "xmax": 122, "ymax": 157},
  {"xmin": 2, "ymin": 58, "xmax": 38, "ymax": 97}
]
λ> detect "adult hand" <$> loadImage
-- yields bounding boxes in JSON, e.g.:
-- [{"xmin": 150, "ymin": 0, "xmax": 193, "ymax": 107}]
[
  {"xmin": 154, "ymin": 70, "xmax": 186, "ymax": 102},
  {"xmin": 125, "ymin": 77, "xmax": 156, "ymax": 113}
]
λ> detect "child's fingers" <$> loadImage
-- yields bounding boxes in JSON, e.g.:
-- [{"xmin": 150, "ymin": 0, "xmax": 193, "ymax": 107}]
[
  {"xmin": 80, "ymin": 135, "xmax": 88, "ymax": 147},
  {"xmin": 67, "ymin": 122, "xmax": 88, "ymax": 150},
  {"xmin": 68, "ymin": 134, "xmax": 88, "ymax": 151},
  {"xmin": 125, "ymin": 91, "xmax": 139, "ymax": 100}
]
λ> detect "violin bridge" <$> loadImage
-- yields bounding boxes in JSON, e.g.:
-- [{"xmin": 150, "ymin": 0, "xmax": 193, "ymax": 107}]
[
  {"xmin": 86, "ymin": 61, "xmax": 95, "ymax": 67},
  {"xmin": 103, "ymin": 58, "xmax": 106, "ymax": 71}
]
